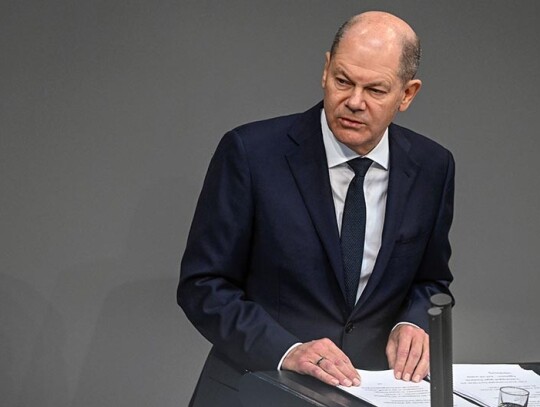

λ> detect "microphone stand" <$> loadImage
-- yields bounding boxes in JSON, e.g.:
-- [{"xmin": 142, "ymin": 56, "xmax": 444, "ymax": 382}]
[{"xmin": 428, "ymin": 293, "xmax": 453, "ymax": 407}]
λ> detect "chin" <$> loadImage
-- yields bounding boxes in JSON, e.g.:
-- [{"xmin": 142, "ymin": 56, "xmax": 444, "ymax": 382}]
[
  {"xmin": 334, "ymin": 131, "xmax": 370, "ymax": 146},
  {"xmin": 335, "ymin": 133, "xmax": 377, "ymax": 155}
]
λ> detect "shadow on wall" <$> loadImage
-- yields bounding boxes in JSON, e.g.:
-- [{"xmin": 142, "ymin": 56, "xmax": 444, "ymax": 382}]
[
  {"xmin": 71, "ymin": 278, "xmax": 206, "ymax": 407},
  {"xmin": 0, "ymin": 275, "xmax": 69, "ymax": 407},
  {"xmin": 2, "ymin": 176, "xmax": 209, "ymax": 407},
  {"xmin": 68, "ymin": 177, "xmax": 210, "ymax": 407}
]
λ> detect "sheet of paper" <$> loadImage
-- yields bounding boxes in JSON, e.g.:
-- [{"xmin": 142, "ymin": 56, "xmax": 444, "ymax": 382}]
[
  {"xmin": 453, "ymin": 364, "xmax": 540, "ymax": 407},
  {"xmin": 339, "ymin": 369, "xmax": 475, "ymax": 407}
]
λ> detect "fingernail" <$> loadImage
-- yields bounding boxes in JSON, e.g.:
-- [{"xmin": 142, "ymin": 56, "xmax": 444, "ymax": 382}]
[
  {"xmin": 395, "ymin": 371, "xmax": 402, "ymax": 380},
  {"xmin": 413, "ymin": 375, "xmax": 421, "ymax": 383},
  {"xmin": 343, "ymin": 379, "xmax": 352, "ymax": 387},
  {"xmin": 353, "ymin": 377, "xmax": 361, "ymax": 386},
  {"xmin": 403, "ymin": 373, "xmax": 411, "ymax": 381},
  {"xmin": 331, "ymin": 379, "xmax": 339, "ymax": 386}
]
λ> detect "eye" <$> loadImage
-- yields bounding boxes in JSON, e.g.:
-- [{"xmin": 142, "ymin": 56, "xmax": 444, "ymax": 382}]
[
  {"xmin": 369, "ymin": 87, "xmax": 386, "ymax": 95},
  {"xmin": 335, "ymin": 77, "xmax": 351, "ymax": 86}
]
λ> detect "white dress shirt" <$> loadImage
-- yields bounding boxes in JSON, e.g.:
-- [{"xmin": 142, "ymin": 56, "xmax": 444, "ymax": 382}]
[{"xmin": 320, "ymin": 109, "xmax": 389, "ymax": 303}]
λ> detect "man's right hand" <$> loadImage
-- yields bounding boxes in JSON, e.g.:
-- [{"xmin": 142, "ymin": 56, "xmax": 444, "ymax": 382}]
[{"xmin": 281, "ymin": 338, "xmax": 361, "ymax": 387}]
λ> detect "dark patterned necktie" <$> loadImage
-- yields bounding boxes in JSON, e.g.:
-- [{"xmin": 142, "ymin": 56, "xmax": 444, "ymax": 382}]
[{"xmin": 341, "ymin": 157, "xmax": 373, "ymax": 310}]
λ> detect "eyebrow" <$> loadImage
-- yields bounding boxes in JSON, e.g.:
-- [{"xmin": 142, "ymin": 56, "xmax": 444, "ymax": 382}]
[
  {"xmin": 334, "ymin": 67, "xmax": 390, "ymax": 88},
  {"xmin": 334, "ymin": 67, "xmax": 351, "ymax": 79}
]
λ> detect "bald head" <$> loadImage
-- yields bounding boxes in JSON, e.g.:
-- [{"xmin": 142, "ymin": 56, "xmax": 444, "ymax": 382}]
[{"xmin": 330, "ymin": 11, "xmax": 421, "ymax": 83}]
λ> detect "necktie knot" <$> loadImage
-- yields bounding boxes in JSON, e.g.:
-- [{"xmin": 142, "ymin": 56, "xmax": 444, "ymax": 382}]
[{"xmin": 347, "ymin": 157, "xmax": 373, "ymax": 177}]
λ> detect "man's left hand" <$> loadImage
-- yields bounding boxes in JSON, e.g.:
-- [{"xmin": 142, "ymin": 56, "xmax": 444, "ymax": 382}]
[{"xmin": 386, "ymin": 324, "xmax": 429, "ymax": 383}]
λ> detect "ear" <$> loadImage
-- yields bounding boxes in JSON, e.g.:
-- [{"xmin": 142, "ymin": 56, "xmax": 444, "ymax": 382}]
[
  {"xmin": 398, "ymin": 79, "xmax": 422, "ymax": 112},
  {"xmin": 321, "ymin": 52, "xmax": 331, "ymax": 89}
]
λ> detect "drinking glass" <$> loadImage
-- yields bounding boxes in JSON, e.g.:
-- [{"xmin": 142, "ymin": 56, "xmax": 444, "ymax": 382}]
[{"xmin": 498, "ymin": 386, "xmax": 529, "ymax": 407}]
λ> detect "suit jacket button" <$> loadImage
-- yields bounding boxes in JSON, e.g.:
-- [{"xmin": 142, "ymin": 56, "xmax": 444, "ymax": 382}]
[{"xmin": 345, "ymin": 323, "xmax": 354, "ymax": 333}]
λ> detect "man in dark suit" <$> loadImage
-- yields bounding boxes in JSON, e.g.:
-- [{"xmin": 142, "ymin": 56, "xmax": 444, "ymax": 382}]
[{"xmin": 178, "ymin": 11, "xmax": 454, "ymax": 406}]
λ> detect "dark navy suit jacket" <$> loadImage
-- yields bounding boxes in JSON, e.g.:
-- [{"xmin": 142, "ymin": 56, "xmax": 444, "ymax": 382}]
[{"xmin": 178, "ymin": 102, "xmax": 454, "ymax": 406}]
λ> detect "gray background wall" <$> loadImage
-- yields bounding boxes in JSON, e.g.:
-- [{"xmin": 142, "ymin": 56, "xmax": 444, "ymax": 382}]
[{"xmin": 2, "ymin": 1, "xmax": 539, "ymax": 406}]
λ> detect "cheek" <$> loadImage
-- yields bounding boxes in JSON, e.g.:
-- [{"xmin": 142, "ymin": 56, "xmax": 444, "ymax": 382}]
[
  {"xmin": 374, "ymin": 100, "xmax": 399, "ymax": 117},
  {"xmin": 324, "ymin": 95, "xmax": 340, "ymax": 115},
  {"xmin": 328, "ymin": 94, "xmax": 348, "ymax": 112}
]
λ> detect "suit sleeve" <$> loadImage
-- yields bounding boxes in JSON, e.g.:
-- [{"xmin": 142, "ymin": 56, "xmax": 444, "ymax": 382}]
[
  {"xmin": 177, "ymin": 130, "xmax": 300, "ymax": 371},
  {"xmin": 397, "ymin": 149, "xmax": 455, "ymax": 330}
]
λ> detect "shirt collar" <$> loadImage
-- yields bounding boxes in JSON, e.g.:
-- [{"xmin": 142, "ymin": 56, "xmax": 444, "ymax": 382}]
[{"xmin": 321, "ymin": 109, "xmax": 389, "ymax": 170}]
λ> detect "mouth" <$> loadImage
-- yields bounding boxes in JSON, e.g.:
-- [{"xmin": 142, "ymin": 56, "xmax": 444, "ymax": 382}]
[{"xmin": 338, "ymin": 117, "xmax": 366, "ymax": 128}]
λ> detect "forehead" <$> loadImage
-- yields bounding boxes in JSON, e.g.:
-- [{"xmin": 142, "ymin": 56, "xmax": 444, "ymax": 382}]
[
  {"xmin": 330, "ymin": 33, "xmax": 402, "ymax": 83},
  {"xmin": 337, "ymin": 27, "xmax": 401, "ymax": 68}
]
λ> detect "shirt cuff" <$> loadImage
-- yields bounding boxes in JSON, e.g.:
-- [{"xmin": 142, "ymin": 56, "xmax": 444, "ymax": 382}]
[
  {"xmin": 392, "ymin": 321, "xmax": 422, "ymax": 331},
  {"xmin": 277, "ymin": 342, "xmax": 302, "ymax": 370}
]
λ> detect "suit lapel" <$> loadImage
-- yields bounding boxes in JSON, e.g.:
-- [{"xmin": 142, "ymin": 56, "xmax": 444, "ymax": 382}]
[
  {"xmin": 285, "ymin": 112, "xmax": 420, "ymax": 312},
  {"xmin": 285, "ymin": 104, "xmax": 347, "ymax": 300},
  {"xmin": 355, "ymin": 124, "xmax": 420, "ymax": 311}
]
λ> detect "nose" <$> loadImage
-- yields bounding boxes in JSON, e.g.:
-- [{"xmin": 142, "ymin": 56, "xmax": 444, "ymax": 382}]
[{"xmin": 345, "ymin": 89, "xmax": 366, "ymax": 112}]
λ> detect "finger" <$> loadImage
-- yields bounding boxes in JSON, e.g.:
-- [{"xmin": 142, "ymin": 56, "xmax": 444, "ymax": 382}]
[
  {"xmin": 300, "ymin": 359, "xmax": 341, "ymax": 386},
  {"xmin": 401, "ymin": 333, "xmax": 424, "ymax": 381},
  {"xmin": 316, "ymin": 342, "xmax": 361, "ymax": 386},
  {"xmin": 316, "ymin": 356, "xmax": 360, "ymax": 387},
  {"xmin": 314, "ymin": 339, "xmax": 360, "ymax": 378},
  {"xmin": 410, "ymin": 335, "xmax": 430, "ymax": 382},
  {"xmin": 333, "ymin": 355, "xmax": 361, "ymax": 386},
  {"xmin": 386, "ymin": 337, "xmax": 397, "ymax": 369},
  {"xmin": 391, "ymin": 331, "xmax": 412, "ymax": 380},
  {"xmin": 316, "ymin": 357, "xmax": 351, "ymax": 386}
]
